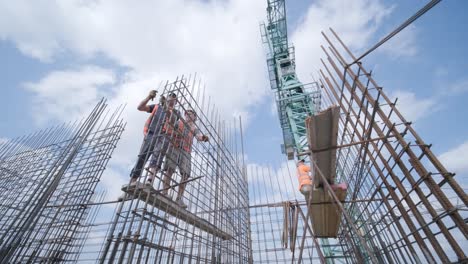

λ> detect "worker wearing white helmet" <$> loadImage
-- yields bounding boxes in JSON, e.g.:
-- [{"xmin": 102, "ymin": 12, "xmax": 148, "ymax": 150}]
[{"xmin": 297, "ymin": 159, "xmax": 313, "ymax": 201}]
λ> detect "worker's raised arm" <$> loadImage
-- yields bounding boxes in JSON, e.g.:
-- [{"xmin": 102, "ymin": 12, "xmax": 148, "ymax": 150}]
[
  {"xmin": 137, "ymin": 90, "xmax": 157, "ymax": 112},
  {"xmin": 195, "ymin": 131, "xmax": 209, "ymax": 142}
]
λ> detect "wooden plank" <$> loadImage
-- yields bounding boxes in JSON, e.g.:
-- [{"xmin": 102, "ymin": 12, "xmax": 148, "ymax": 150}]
[
  {"xmin": 309, "ymin": 187, "xmax": 347, "ymax": 238},
  {"xmin": 306, "ymin": 105, "xmax": 346, "ymax": 237},
  {"xmin": 306, "ymin": 105, "xmax": 340, "ymax": 187},
  {"xmin": 121, "ymin": 184, "xmax": 233, "ymax": 240}
]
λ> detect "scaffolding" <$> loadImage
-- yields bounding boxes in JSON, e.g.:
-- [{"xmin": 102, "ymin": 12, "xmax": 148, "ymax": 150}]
[
  {"xmin": 0, "ymin": 99, "xmax": 125, "ymax": 263},
  {"xmin": 97, "ymin": 76, "xmax": 251, "ymax": 263}
]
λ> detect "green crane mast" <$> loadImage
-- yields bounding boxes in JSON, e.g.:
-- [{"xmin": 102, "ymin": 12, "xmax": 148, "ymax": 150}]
[
  {"xmin": 260, "ymin": 0, "xmax": 321, "ymax": 160},
  {"xmin": 261, "ymin": 1, "xmax": 343, "ymax": 262}
]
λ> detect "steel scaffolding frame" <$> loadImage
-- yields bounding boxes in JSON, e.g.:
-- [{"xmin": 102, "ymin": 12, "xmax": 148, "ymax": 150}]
[{"xmin": 0, "ymin": 99, "xmax": 125, "ymax": 263}]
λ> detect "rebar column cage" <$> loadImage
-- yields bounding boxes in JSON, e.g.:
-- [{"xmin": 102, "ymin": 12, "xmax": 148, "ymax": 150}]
[
  {"xmin": 0, "ymin": 100, "xmax": 126, "ymax": 263},
  {"xmin": 98, "ymin": 76, "xmax": 251, "ymax": 263}
]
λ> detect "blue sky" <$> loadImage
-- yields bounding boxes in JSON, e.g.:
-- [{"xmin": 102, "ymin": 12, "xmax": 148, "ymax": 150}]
[{"xmin": 0, "ymin": 0, "xmax": 467, "ymax": 199}]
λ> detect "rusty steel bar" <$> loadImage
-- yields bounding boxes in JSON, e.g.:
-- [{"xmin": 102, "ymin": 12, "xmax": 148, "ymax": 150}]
[
  {"xmin": 320, "ymin": 68, "xmax": 423, "ymax": 263},
  {"xmin": 319, "ymin": 66, "xmax": 423, "ymax": 263},
  {"xmin": 317, "ymin": 29, "xmax": 467, "ymax": 263},
  {"xmin": 326, "ymin": 29, "xmax": 467, "ymax": 261},
  {"xmin": 347, "ymin": 0, "xmax": 442, "ymax": 66},
  {"xmin": 324, "ymin": 42, "xmax": 446, "ymax": 262}
]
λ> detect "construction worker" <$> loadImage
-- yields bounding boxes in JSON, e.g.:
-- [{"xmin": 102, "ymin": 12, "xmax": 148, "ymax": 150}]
[
  {"xmin": 297, "ymin": 159, "xmax": 313, "ymax": 202},
  {"xmin": 127, "ymin": 91, "xmax": 179, "ymax": 187},
  {"xmin": 163, "ymin": 109, "xmax": 209, "ymax": 208}
]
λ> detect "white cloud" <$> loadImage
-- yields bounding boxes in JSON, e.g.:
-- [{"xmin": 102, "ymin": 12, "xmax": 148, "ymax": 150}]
[
  {"xmin": 1, "ymin": 0, "xmax": 270, "ymax": 124},
  {"xmin": 439, "ymin": 141, "xmax": 468, "ymax": 174},
  {"xmin": 23, "ymin": 65, "xmax": 116, "ymax": 125},
  {"xmin": 390, "ymin": 90, "xmax": 438, "ymax": 122},
  {"xmin": 247, "ymin": 160, "xmax": 301, "ymax": 204},
  {"xmin": 292, "ymin": 0, "xmax": 394, "ymax": 82},
  {"xmin": 433, "ymin": 74, "xmax": 468, "ymax": 98}
]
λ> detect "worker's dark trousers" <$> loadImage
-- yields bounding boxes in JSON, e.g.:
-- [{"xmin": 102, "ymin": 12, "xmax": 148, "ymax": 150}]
[{"xmin": 130, "ymin": 134, "xmax": 167, "ymax": 179}]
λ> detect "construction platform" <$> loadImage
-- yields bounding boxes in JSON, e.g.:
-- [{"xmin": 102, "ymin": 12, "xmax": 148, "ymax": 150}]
[
  {"xmin": 306, "ymin": 105, "xmax": 347, "ymax": 237},
  {"xmin": 308, "ymin": 187, "xmax": 347, "ymax": 237},
  {"xmin": 121, "ymin": 184, "xmax": 233, "ymax": 240},
  {"xmin": 306, "ymin": 105, "xmax": 340, "ymax": 187}
]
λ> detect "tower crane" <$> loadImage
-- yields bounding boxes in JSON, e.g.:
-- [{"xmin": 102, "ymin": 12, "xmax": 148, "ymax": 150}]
[
  {"xmin": 260, "ymin": 0, "xmax": 321, "ymax": 161},
  {"xmin": 261, "ymin": 1, "xmax": 348, "ymax": 261}
]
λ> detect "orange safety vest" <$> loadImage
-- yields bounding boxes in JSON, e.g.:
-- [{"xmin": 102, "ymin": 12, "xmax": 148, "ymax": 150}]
[
  {"xmin": 143, "ymin": 105, "xmax": 177, "ymax": 136},
  {"xmin": 162, "ymin": 110, "xmax": 179, "ymax": 136},
  {"xmin": 297, "ymin": 163, "xmax": 312, "ymax": 190},
  {"xmin": 175, "ymin": 120, "xmax": 195, "ymax": 152}
]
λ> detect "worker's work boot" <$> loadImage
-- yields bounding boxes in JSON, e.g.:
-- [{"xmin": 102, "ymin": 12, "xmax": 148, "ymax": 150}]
[
  {"xmin": 176, "ymin": 198, "xmax": 187, "ymax": 209},
  {"xmin": 117, "ymin": 192, "xmax": 128, "ymax": 201},
  {"xmin": 118, "ymin": 179, "xmax": 143, "ymax": 201},
  {"xmin": 125, "ymin": 180, "xmax": 143, "ymax": 189},
  {"xmin": 145, "ymin": 179, "xmax": 154, "ymax": 189},
  {"xmin": 126, "ymin": 178, "xmax": 138, "ymax": 186},
  {"xmin": 145, "ymin": 167, "xmax": 157, "ymax": 183}
]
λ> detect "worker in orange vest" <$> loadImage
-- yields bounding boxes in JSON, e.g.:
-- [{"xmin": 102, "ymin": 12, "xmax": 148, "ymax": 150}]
[
  {"xmin": 127, "ymin": 90, "xmax": 179, "ymax": 186},
  {"xmin": 163, "ymin": 109, "xmax": 209, "ymax": 208},
  {"xmin": 297, "ymin": 159, "xmax": 313, "ymax": 201}
]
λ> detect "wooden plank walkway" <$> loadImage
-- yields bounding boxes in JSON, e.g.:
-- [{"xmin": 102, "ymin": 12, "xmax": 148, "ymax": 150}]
[
  {"xmin": 121, "ymin": 184, "xmax": 233, "ymax": 240},
  {"xmin": 308, "ymin": 188, "xmax": 347, "ymax": 238},
  {"xmin": 306, "ymin": 105, "xmax": 347, "ymax": 237},
  {"xmin": 306, "ymin": 105, "xmax": 340, "ymax": 187}
]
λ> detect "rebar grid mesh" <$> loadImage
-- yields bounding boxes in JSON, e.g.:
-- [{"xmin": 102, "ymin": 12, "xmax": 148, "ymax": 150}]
[
  {"xmin": 0, "ymin": 100, "xmax": 125, "ymax": 263},
  {"xmin": 97, "ymin": 76, "xmax": 251, "ymax": 263}
]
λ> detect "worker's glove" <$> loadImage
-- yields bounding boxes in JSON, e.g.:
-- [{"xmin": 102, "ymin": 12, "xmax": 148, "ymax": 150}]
[
  {"xmin": 201, "ymin": 135, "xmax": 209, "ymax": 142},
  {"xmin": 148, "ymin": 90, "xmax": 157, "ymax": 100}
]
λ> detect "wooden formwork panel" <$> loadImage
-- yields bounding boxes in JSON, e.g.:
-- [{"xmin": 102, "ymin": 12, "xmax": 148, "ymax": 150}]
[
  {"xmin": 309, "ymin": 188, "xmax": 347, "ymax": 238},
  {"xmin": 305, "ymin": 105, "xmax": 340, "ymax": 187},
  {"xmin": 306, "ymin": 105, "xmax": 345, "ymax": 237}
]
